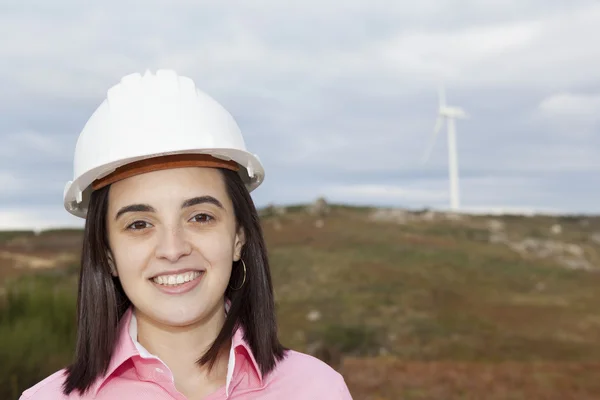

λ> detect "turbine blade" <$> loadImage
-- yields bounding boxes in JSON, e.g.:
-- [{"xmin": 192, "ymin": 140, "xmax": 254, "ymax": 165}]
[
  {"xmin": 422, "ymin": 116, "xmax": 444, "ymax": 164},
  {"xmin": 438, "ymin": 85, "xmax": 446, "ymax": 108}
]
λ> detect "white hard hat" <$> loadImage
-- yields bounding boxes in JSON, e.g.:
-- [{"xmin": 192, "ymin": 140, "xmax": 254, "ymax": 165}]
[{"xmin": 63, "ymin": 69, "xmax": 264, "ymax": 218}]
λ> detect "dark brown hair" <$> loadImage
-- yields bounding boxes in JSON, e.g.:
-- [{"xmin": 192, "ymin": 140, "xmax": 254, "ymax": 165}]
[{"xmin": 62, "ymin": 168, "xmax": 287, "ymax": 396}]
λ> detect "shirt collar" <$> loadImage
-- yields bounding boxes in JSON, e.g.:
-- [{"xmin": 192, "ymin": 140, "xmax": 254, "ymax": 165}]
[
  {"xmin": 227, "ymin": 322, "xmax": 264, "ymax": 395},
  {"xmin": 91, "ymin": 306, "xmax": 263, "ymax": 397},
  {"xmin": 90, "ymin": 308, "xmax": 139, "ymax": 396}
]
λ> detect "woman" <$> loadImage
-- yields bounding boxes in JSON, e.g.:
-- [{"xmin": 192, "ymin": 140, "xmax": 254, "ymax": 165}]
[{"xmin": 20, "ymin": 70, "xmax": 352, "ymax": 399}]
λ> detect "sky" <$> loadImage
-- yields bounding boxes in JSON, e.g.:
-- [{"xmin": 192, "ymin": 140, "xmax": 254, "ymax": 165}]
[{"xmin": 1, "ymin": 0, "xmax": 600, "ymax": 230}]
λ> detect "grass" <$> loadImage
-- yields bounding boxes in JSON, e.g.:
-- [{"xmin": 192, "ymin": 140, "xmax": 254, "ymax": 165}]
[
  {"xmin": 0, "ymin": 272, "xmax": 77, "ymax": 399},
  {"xmin": 2, "ymin": 205, "xmax": 600, "ymax": 398}
]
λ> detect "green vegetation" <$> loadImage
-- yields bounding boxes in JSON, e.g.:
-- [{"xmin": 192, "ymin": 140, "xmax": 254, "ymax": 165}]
[
  {"xmin": 0, "ymin": 272, "xmax": 77, "ymax": 399},
  {"xmin": 2, "ymin": 205, "xmax": 600, "ymax": 398}
]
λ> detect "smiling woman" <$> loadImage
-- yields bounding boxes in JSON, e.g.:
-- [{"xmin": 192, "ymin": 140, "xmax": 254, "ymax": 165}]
[{"xmin": 19, "ymin": 70, "xmax": 352, "ymax": 400}]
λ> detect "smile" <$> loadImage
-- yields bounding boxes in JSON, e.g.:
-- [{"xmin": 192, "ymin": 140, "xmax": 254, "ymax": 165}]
[{"xmin": 152, "ymin": 271, "xmax": 204, "ymax": 286}]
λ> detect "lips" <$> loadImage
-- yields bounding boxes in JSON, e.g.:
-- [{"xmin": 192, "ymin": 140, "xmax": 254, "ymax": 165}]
[{"xmin": 150, "ymin": 269, "xmax": 205, "ymax": 287}]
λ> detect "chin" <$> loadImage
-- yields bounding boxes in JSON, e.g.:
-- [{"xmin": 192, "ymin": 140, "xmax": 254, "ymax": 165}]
[{"xmin": 137, "ymin": 297, "xmax": 223, "ymax": 328}]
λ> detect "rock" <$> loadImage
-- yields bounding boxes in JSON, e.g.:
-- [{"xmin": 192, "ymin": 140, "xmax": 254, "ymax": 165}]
[
  {"xmin": 274, "ymin": 206, "xmax": 287, "ymax": 216},
  {"xmin": 559, "ymin": 257, "xmax": 593, "ymax": 271},
  {"xmin": 487, "ymin": 219, "xmax": 505, "ymax": 233},
  {"xmin": 590, "ymin": 233, "xmax": 600, "ymax": 245},
  {"xmin": 306, "ymin": 310, "xmax": 321, "ymax": 322},
  {"xmin": 309, "ymin": 197, "xmax": 330, "ymax": 217},
  {"xmin": 505, "ymin": 237, "xmax": 595, "ymax": 270},
  {"xmin": 551, "ymin": 224, "xmax": 562, "ymax": 235},
  {"xmin": 565, "ymin": 244, "xmax": 584, "ymax": 257},
  {"xmin": 368, "ymin": 208, "xmax": 410, "ymax": 224},
  {"xmin": 315, "ymin": 219, "xmax": 325, "ymax": 229},
  {"xmin": 421, "ymin": 210, "xmax": 436, "ymax": 221}
]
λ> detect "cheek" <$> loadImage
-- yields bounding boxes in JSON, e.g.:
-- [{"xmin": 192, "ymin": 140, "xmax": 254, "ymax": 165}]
[
  {"xmin": 193, "ymin": 232, "xmax": 236, "ymax": 270},
  {"xmin": 112, "ymin": 239, "xmax": 153, "ymax": 278}
]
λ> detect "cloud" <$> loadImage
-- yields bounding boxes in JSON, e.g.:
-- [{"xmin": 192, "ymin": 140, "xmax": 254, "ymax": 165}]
[
  {"xmin": 374, "ymin": 19, "xmax": 544, "ymax": 83},
  {"xmin": 0, "ymin": 131, "xmax": 66, "ymax": 159},
  {"xmin": 536, "ymin": 93, "xmax": 600, "ymax": 121},
  {"xmin": 0, "ymin": 207, "xmax": 84, "ymax": 231},
  {"xmin": 325, "ymin": 184, "xmax": 448, "ymax": 204},
  {"xmin": 1, "ymin": 1, "xmax": 600, "ymax": 228},
  {"xmin": 2, "ymin": 1, "xmax": 599, "ymax": 100},
  {"xmin": 0, "ymin": 172, "xmax": 23, "ymax": 197}
]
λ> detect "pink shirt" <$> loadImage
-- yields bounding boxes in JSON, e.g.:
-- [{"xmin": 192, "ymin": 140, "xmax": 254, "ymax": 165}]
[{"xmin": 20, "ymin": 308, "xmax": 353, "ymax": 399}]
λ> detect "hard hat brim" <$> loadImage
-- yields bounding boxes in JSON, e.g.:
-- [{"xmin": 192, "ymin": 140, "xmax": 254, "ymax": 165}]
[{"xmin": 63, "ymin": 148, "xmax": 264, "ymax": 219}]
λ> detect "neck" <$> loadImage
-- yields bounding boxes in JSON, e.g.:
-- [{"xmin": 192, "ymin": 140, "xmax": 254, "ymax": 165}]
[{"xmin": 134, "ymin": 301, "xmax": 231, "ymax": 397}]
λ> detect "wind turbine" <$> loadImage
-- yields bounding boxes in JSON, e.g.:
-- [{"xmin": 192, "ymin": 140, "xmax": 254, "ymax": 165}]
[{"xmin": 421, "ymin": 86, "xmax": 468, "ymax": 211}]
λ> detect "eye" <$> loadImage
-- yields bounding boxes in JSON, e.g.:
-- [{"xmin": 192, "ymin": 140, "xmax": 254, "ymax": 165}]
[
  {"xmin": 190, "ymin": 213, "xmax": 214, "ymax": 224},
  {"xmin": 127, "ymin": 220, "xmax": 152, "ymax": 230}
]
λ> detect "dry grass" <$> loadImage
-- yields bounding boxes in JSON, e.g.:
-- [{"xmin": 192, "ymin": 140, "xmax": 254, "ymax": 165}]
[
  {"xmin": 340, "ymin": 358, "xmax": 600, "ymax": 400},
  {"xmin": 2, "ymin": 205, "xmax": 600, "ymax": 398},
  {"xmin": 0, "ymin": 251, "xmax": 77, "ymax": 269}
]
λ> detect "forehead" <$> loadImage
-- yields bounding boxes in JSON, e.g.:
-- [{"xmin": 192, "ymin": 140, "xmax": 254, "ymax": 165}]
[{"xmin": 107, "ymin": 167, "xmax": 230, "ymax": 208}]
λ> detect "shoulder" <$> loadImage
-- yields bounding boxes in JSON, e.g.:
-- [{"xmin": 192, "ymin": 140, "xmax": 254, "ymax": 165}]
[
  {"xmin": 276, "ymin": 350, "xmax": 341, "ymax": 378},
  {"xmin": 19, "ymin": 369, "xmax": 75, "ymax": 400},
  {"xmin": 267, "ymin": 350, "xmax": 352, "ymax": 398}
]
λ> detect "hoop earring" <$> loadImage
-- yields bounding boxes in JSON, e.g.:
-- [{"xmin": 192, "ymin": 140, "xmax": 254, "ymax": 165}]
[
  {"xmin": 229, "ymin": 259, "xmax": 246, "ymax": 290},
  {"xmin": 107, "ymin": 255, "xmax": 118, "ymax": 277}
]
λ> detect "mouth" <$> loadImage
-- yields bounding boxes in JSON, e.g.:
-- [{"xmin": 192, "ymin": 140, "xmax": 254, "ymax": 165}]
[{"xmin": 150, "ymin": 270, "xmax": 205, "ymax": 287}]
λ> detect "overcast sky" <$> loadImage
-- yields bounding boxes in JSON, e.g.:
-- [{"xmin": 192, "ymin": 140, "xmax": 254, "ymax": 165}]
[{"xmin": 1, "ymin": 1, "xmax": 600, "ymax": 229}]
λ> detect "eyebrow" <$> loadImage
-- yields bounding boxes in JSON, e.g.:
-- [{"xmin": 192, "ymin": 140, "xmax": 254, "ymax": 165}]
[
  {"xmin": 115, "ymin": 196, "xmax": 224, "ymax": 221},
  {"xmin": 182, "ymin": 196, "xmax": 224, "ymax": 210},
  {"xmin": 115, "ymin": 204, "xmax": 155, "ymax": 220}
]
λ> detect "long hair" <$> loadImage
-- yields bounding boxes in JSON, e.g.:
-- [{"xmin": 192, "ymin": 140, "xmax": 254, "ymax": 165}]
[{"xmin": 62, "ymin": 168, "xmax": 286, "ymax": 396}]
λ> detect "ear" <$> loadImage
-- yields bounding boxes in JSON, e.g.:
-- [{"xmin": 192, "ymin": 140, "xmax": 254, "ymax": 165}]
[
  {"xmin": 107, "ymin": 251, "xmax": 118, "ymax": 277},
  {"xmin": 233, "ymin": 226, "xmax": 246, "ymax": 262}
]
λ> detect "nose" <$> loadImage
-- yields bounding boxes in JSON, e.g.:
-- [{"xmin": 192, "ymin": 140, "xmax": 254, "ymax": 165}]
[{"xmin": 154, "ymin": 225, "xmax": 192, "ymax": 262}]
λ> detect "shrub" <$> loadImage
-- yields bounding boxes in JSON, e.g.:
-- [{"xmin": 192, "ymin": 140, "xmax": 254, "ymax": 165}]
[{"xmin": 307, "ymin": 323, "xmax": 383, "ymax": 359}]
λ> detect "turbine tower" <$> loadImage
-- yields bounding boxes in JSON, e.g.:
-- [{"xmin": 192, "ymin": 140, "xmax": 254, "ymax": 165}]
[{"xmin": 421, "ymin": 86, "xmax": 468, "ymax": 211}]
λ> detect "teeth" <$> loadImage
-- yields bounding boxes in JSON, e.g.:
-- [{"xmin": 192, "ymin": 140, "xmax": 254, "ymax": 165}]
[{"xmin": 152, "ymin": 271, "xmax": 202, "ymax": 286}]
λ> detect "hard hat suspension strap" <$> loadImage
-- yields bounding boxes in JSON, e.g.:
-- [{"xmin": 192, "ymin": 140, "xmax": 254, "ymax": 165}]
[{"xmin": 91, "ymin": 154, "xmax": 240, "ymax": 191}]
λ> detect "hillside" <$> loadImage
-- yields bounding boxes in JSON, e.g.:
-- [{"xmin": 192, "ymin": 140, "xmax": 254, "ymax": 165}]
[{"xmin": 2, "ymin": 204, "xmax": 600, "ymax": 399}]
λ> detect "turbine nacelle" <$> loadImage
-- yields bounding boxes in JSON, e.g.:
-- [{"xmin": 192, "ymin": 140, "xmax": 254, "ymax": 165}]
[
  {"xmin": 439, "ymin": 106, "xmax": 468, "ymax": 119},
  {"xmin": 437, "ymin": 85, "xmax": 468, "ymax": 119}
]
